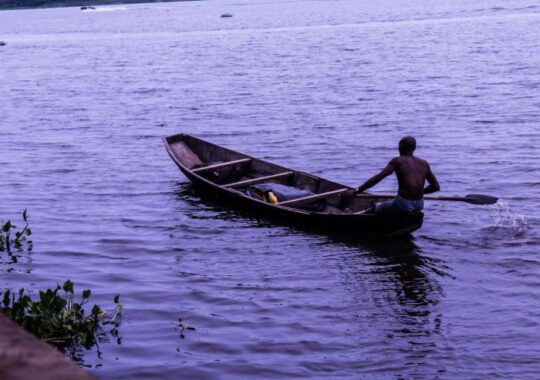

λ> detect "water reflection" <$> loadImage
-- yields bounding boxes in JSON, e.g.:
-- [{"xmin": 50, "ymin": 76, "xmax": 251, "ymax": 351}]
[
  {"xmin": 175, "ymin": 180, "xmax": 447, "ymax": 312},
  {"xmin": 367, "ymin": 237, "xmax": 444, "ymax": 306},
  {"xmin": 174, "ymin": 181, "xmax": 451, "ymax": 375},
  {"xmin": 174, "ymin": 182, "xmax": 246, "ymax": 220},
  {"xmin": 328, "ymin": 234, "xmax": 449, "ymax": 375},
  {"xmin": 0, "ymin": 241, "xmax": 33, "ymax": 274}
]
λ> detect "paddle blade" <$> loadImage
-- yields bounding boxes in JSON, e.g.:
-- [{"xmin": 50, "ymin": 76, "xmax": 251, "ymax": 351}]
[{"xmin": 465, "ymin": 194, "xmax": 498, "ymax": 205}]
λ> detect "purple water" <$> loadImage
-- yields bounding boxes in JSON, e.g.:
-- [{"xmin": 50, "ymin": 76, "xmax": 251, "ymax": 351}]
[{"xmin": 1, "ymin": 0, "xmax": 539, "ymax": 378}]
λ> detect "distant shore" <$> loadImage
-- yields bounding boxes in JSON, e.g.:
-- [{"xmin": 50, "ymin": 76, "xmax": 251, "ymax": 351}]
[{"xmin": 0, "ymin": 0, "xmax": 200, "ymax": 11}]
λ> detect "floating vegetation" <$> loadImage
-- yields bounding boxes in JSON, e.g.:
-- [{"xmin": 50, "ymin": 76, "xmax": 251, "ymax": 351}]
[
  {"xmin": 1, "ymin": 210, "xmax": 32, "ymax": 254},
  {"xmin": 0, "ymin": 280, "xmax": 122, "ymax": 358},
  {"xmin": 177, "ymin": 317, "xmax": 196, "ymax": 339},
  {"xmin": 175, "ymin": 317, "xmax": 196, "ymax": 353}
]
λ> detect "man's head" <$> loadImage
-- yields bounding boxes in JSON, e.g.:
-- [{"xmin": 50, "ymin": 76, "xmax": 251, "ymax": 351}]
[{"xmin": 399, "ymin": 136, "xmax": 416, "ymax": 155}]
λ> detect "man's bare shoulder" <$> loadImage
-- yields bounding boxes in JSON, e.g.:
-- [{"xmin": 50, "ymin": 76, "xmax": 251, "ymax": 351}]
[
  {"xmin": 413, "ymin": 156, "xmax": 430, "ymax": 166},
  {"xmin": 393, "ymin": 155, "xmax": 431, "ymax": 168}
]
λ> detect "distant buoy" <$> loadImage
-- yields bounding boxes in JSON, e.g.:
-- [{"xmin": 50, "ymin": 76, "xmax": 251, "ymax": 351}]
[{"xmin": 221, "ymin": 13, "xmax": 233, "ymax": 18}]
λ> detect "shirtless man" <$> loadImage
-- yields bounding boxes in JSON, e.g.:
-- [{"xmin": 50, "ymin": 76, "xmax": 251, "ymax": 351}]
[{"xmin": 355, "ymin": 136, "xmax": 440, "ymax": 214}]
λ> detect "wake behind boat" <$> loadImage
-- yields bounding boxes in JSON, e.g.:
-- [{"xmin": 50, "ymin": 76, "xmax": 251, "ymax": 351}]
[{"xmin": 163, "ymin": 134, "xmax": 424, "ymax": 237}]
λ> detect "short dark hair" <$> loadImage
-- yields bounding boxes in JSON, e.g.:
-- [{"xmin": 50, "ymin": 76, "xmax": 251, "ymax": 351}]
[{"xmin": 399, "ymin": 136, "xmax": 416, "ymax": 154}]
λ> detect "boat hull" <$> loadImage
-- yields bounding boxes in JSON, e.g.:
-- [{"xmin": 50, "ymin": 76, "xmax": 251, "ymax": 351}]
[{"xmin": 164, "ymin": 134, "xmax": 424, "ymax": 237}]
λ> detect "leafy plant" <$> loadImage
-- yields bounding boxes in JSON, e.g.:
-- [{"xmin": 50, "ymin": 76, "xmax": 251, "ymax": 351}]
[
  {"xmin": 0, "ymin": 280, "xmax": 122, "ymax": 355},
  {"xmin": 1, "ymin": 210, "xmax": 32, "ymax": 253}
]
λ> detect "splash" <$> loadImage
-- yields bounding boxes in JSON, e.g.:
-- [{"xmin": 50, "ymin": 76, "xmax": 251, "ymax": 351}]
[{"xmin": 488, "ymin": 201, "xmax": 528, "ymax": 237}]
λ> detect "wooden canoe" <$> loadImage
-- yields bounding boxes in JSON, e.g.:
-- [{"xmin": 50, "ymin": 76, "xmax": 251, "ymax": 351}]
[{"xmin": 163, "ymin": 134, "xmax": 423, "ymax": 237}]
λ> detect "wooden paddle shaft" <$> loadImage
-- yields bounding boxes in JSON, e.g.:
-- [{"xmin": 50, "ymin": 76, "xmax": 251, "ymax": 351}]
[
  {"xmin": 354, "ymin": 194, "xmax": 496, "ymax": 204},
  {"xmin": 355, "ymin": 194, "xmax": 468, "ymax": 201}
]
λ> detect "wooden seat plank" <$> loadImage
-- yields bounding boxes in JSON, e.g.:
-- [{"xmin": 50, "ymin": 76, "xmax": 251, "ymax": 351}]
[
  {"xmin": 278, "ymin": 188, "xmax": 349, "ymax": 206},
  {"xmin": 223, "ymin": 172, "xmax": 294, "ymax": 188},
  {"xmin": 192, "ymin": 158, "xmax": 251, "ymax": 173}
]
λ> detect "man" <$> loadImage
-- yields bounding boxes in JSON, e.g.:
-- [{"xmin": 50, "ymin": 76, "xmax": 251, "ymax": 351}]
[{"xmin": 355, "ymin": 136, "xmax": 440, "ymax": 214}]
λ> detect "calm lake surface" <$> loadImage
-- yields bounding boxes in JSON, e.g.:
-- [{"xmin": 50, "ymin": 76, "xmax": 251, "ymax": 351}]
[{"xmin": 1, "ymin": 0, "xmax": 539, "ymax": 378}]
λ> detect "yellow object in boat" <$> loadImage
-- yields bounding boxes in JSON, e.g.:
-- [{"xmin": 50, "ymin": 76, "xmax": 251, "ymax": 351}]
[{"xmin": 267, "ymin": 191, "xmax": 278, "ymax": 204}]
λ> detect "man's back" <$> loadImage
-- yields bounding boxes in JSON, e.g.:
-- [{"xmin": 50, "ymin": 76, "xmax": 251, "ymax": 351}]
[
  {"xmin": 355, "ymin": 136, "xmax": 440, "ymax": 214},
  {"xmin": 393, "ymin": 155, "xmax": 432, "ymax": 201}
]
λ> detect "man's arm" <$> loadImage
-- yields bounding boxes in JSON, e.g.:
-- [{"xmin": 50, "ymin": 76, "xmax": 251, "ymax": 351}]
[
  {"xmin": 355, "ymin": 159, "xmax": 397, "ymax": 194},
  {"xmin": 423, "ymin": 164, "xmax": 440, "ymax": 194}
]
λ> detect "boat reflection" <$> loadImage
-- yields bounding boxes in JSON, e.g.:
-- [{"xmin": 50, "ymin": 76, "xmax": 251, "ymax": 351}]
[
  {"xmin": 176, "ymin": 180, "xmax": 448, "ymax": 318},
  {"xmin": 330, "ymin": 233, "xmax": 447, "ymax": 305},
  {"xmin": 326, "ymin": 233, "xmax": 450, "ymax": 376},
  {"xmin": 174, "ymin": 181, "xmax": 450, "ymax": 375}
]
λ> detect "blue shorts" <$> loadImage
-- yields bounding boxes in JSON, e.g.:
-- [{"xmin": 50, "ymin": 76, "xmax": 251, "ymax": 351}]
[{"xmin": 374, "ymin": 195, "xmax": 424, "ymax": 215}]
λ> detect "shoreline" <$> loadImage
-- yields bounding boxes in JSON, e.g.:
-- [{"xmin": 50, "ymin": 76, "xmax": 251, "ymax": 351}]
[{"xmin": 0, "ymin": 0, "xmax": 201, "ymax": 11}]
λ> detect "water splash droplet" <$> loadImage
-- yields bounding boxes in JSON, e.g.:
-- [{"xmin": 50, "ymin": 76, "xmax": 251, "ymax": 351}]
[{"xmin": 488, "ymin": 201, "xmax": 528, "ymax": 237}]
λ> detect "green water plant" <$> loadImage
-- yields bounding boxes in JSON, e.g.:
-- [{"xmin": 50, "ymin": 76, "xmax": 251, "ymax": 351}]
[
  {"xmin": 1, "ymin": 280, "xmax": 122, "ymax": 354},
  {"xmin": 1, "ymin": 210, "xmax": 32, "ymax": 253}
]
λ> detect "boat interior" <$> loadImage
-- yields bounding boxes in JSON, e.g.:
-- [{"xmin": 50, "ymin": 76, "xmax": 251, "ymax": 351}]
[{"xmin": 166, "ymin": 134, "xmax": 375, "ymax": 214}]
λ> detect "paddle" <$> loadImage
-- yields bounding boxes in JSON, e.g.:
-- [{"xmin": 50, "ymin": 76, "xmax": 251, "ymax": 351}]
[{"xmin": 354, "ymin": 193, "xmax": 498, "ymax": 205}]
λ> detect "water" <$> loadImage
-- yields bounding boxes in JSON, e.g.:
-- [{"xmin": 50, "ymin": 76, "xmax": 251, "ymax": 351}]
[{"xmin": 1, "ymin": 0, "xmax": 539, "ymax": 378}]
